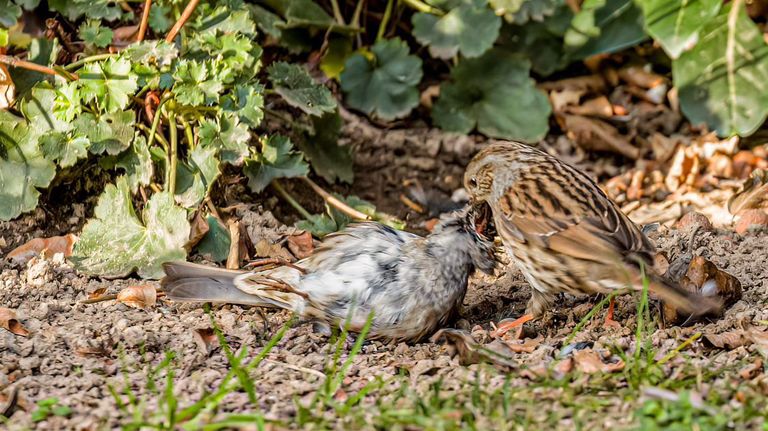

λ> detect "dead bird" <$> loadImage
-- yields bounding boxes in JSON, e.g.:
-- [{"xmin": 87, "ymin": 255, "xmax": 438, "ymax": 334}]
[{"xmin": 162, "ymin": 205, "xmax": 496, "ymax": 342}]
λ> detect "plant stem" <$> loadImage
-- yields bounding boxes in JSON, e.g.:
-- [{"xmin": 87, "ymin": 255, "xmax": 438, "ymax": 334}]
[
  {"xmin": 0, "ymin": 55, "xmax": 78, "ymax": 80},
  {"xmin": 137, "ymin": 0, "xmax": 152, "ymax": 42},
  {"xmin": 146, "ymin": 96, "xmax": 170, "ymax": 148},
  {"xmin": 301, "ymin": 177, "xmax": 371, "ymax": 220},
  {"xmin": 401, "ymin": 0, "xmax": 442, "ymax": 15},
  {"xmin": 329, "ymin": 0, "xmax": 346, "ymax": 25},
  {"xmin": 377, "ymin": 0, "xmax": 394, "ymax": 41},
  {"xmin": 167, "ymin": 110, "xmax": 178, "ymax": 195},
  {"xmin": 352, "ymin": 0, "xmax": 365, "ymax": 28},
  {"xmin": 271, "ymin": 180, "xmax": 313, "ymax": 220},
  {"xmin": 178, "ymin": 115, "xmax": 195, "ymax": 150},
  {"xmin": 137, "ymin": 123, "xmax": 169, "ymax": 148},
  {"xmin": 165, "ymin": 0, "xmax": 200, "ymax": 42},
  {"xmin": 64, "ymin": 53, "xmax": 116, "ymax": 71}
]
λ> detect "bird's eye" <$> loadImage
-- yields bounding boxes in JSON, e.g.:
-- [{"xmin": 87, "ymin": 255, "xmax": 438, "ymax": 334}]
[{"xmin": 469, "ymin": 177, "xmax": 478, "ymax": 188}]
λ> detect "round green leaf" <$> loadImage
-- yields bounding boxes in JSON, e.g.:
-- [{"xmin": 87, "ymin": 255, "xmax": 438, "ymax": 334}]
[
  {"xmin": 340, "ymin": 38, "xmax": 423, "ymax": 121},
  {"xmin": 267, "ymin": 62, "xmax": 336, "ymax": 116},
  {"xmin": 639, "ymin": 0, "xmax": 721, "ymax": 59},
  {"xmin": 243, "ymin": 135, "xmax": 309, "ymax": 193},
  {"xmin": 412, "ymin": 0, "xmax": 501, "ymax": 59},
  {"xmin": 432, "ymin": 49, "xmax": 550, "ymax": 142}
]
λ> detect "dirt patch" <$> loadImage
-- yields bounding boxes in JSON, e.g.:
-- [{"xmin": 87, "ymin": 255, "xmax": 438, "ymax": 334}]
[{"xmin": 1, "ymin": 123, "xmax": 767, "ymax": 429}]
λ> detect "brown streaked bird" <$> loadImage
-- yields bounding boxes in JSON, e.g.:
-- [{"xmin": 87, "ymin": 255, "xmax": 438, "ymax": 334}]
[
  {"xmin": 162, "ymin": 205, "xmax": 496, "ymax": 343},
  {"xmin": 463, "ymin": 142, "xmax": 721, "ymax": 334}
]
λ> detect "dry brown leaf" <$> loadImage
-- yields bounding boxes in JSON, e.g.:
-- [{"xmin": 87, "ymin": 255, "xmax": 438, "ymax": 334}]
[
  {"xmin": 420, "ymin": 84, "xmax": 440, "ymax": 109},
  {"xmin": 728, "ymin": 169, "xmax": 768, "ymax": 215},
  {"xmin": 739, "ymin": 359, "xmax": 763, "ymax": 380},
  {"xmin": 193, "ymin": 327, "xmax": 219, "ymax": 353},
  {"xmin": 112, "ymin": 24, "xmax": 139, "ymax": 42},
  {"xmin": 549, "ymin": 88, "xmax": 584, "ymax": 113},
  {"xmin": 618, "ymin": 66, "xmax": 665, "ymax": 89},
  {"xmin": 663, "ymin": 255, "xmax": 740, "ymax": 325},
  {"xmin": 75, "ymin": 346, "xmax": 110, "ymax": 357},
  {"xmin": 87, "ymin": 287, "xmax": 108, "ymax": 300},
  {"xmin": 185, "ymin": 210, "xmax": 210, "ymax": 251},
  {"xmin": 626, "ymin": 169, "xmax": 646, "ymax": 201},
  {"xmin": 561, "ymin": 114, "xmax": 640, "ymax": 159},
  {"xmin": 6, "ymin": 234, "xmax": 79, "ymax": 265},
  {"xmin": 499, "ymin": 336, "xmax": 542, "ymax": 353},
  {"xmin": 0, "ymin": 308, "xmax": 29, "ymax": 337},
  {"xmin": 653, "ymin": 252, "xmax": 670, "ymax": 277},
  {"xmin": 566, "ymin": 96, "xmax": 613, "ymax": 118},
  {"xmin": 226, "ymin": 220, "xmax": 242, "ymax": 269},
  {"xmin": 431, "ymin": 328, "xmax": 518, "ymax": 368},
  {"xmin": 255, "ymin": 239, "xmax": 294, "ymax": 261},
  {"xmin": 116, "ymin": 285, "xmax": 157, "ymax": 309},
  {"xmin": 703, "ymin": 331, "xmax": 752, "ymax": 349},
  {"xmin": 539, "ymin": 75, "xmax": 606, "ymax": 93},
  {"xmin": 649, "ymin": 133, "xmax": 680, "ymax": 163},
  {"xmin": 572, "ymin": 348, "xmax": 625, "ymax": 373},
  {"xmin": 665, "ymin": 146, "xmax": 699, "ymax": 191},
  {"xmin": 0, "ymin": 61, "xmax": 14, "ymax": 110},
  {"xmin": 287, "ymin": 232, "xmax": 314, "ymax": 259}
]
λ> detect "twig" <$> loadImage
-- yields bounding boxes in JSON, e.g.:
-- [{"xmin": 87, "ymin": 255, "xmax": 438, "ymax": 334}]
[
  {"xmin": 137, "ymin": 0, "xmax": 152, "ymax": 42},
  {"xmin": 271, "ymin": 180, "xmax": 314, "ymax": 220},
  {"xmin": 302, "ymin": 177, "xmax": 371, "ymax": 221},
  {"xmin": 261, "ymin": 358, "xmax": 326, "ymax": 379},
  {"xmin": 0, "ymin": 55, "xmax": 77, "ymax": 80},
  {"xmin": 226, "ymin": 219, "xmax": 241, "ymax": 269},
  {"xmin": 165, "ymin": 0, "xmax": 200, "ymax": 43}
]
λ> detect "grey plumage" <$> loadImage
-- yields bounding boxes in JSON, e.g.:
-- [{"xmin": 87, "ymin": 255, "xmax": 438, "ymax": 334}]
[{"xmin": 162, "ymin": 206, "xmax": 496, "ymax": 342}]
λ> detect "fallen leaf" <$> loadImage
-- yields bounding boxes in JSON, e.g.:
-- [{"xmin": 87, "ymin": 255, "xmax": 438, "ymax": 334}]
[
  {"xmin": 192, "ymin": 327, "xmax": 219, "ymax": 354},
  {"xmin": 572, "ymin": 348, "xmax": 625, "ymax": 373},
  {"xmin": 75, "ymin": 346, "xmax": 110, "ymax": 357},
  {"xmin": 420, "ymin": 84, "xmax": 440, "ymax": 109},
  {"xmin": 665, "ymin": 145, "xmax": 699, "ymax": 191},
  {"xmin": 0, "ymin": 308, "xmax": 29, "ymax": 337},
  {"xmin": 618, "ymin": 66, "xmax": 665, "ymax": 89},
  {"xmin": 499, "ymin": 336, "xmax": 542, "ymax": 353},
  {"xmin": 739, "ymin": 359, "xmax": 763, "ymax": 380},
  {"xmin": 226, "ymin": 220, "xmax": 241, "ymax": 270},
  {"xmin": 728, "ymin": 169, "xmax": 768, "ymax": 215},
  {"xmin": 649, "ymin": 133, "xmax": 680, "ymax": 163},
  {"xmin": 7, "ymin": 234, "xmax": 79, "ymax": 265},
  {"xmin": 703, "ymin": 331, "xmax": 752, "ymax": 349},
  {"xmin": 116, "ymin": 285, "xmax": 157, "ymax": 309},
  {"xmin": 255, "ymin": 239, "xmax": 294, "ymax": 262},
  {"xmin": 431, "ymin": 328, "xmax": 518, "ymax": 368},
  {"xmin": 663, "ymin": 256, "xmax": 740, "ymax": 325},
  {"xmin": 287, "ymin": 232, "xmax": 314, "ymax": 259},
  {"xmin": 0, "ymin": 61, "xmax": 14, "ymax": 110},
  {"xmin": 539, "ymin": 75, "xmax": 606, "ymax": 93},
  {"xmin": 185, "ymin": 210, "xmax": 210, "ymax": 251},
  {"xmin": 112, "ymin": 24, "xmax": 139, "ymax": 42},
  {"xmin": 561, "ymin": 114, "xmax": 640, "ymax": 159},
  {"xmin": 549, "ymin": 88, "xmax": 584, "ymax": 113},
  {"xmin": 566, "ymin": 96, "xmax": 613, "ymax": 118},
  {"xmin": 87, "ymin": 287, "xmax": 108, "ymax": 300}
]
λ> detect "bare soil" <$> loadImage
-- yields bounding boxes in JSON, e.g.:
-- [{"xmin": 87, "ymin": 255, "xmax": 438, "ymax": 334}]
[{"xmin": 1, "ymin": 118, "xmax": 767, "ymax": 430}]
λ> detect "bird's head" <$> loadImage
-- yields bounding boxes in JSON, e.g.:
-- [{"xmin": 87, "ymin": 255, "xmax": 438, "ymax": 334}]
[
  {"xmin": 464, "ymin": 141, "xmax": 536, "ymax": 204},
  {"xmin": 429, "ymin": 203, "xmax": 497, "ymax": 275}
]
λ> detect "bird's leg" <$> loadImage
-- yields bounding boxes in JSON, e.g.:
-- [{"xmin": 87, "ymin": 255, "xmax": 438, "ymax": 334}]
[
  {"xmin": 603, "ymin": 296, "xmax": 621, "ymax": 329},
  {"xmin": 491, "ymin": 314, "xmax": 534, "ymax": 339}
]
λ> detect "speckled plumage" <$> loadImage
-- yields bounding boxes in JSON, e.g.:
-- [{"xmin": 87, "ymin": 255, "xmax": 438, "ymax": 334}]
[
  {"xmin": 464, "ymin": 141, "xmax": 720, "ymax": 319},
  {"xmin": 162, "ymin": 206, "xmax": 496, "ymax": 342}
]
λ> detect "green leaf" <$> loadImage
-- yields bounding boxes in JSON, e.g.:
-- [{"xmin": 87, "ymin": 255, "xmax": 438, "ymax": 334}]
[
  {"xmin": 340, "ymin": 38, "xmax": 423, "ymax": 120},
  {"xmin": 53, "ymin": 81, "xmax": 82, "ymax": 122},
  {"xmin": 194, "ymin": 6, "xmax": 256, "ymax": 36},
  {"xmin": 9, "ymin": 38, "xmax": 59, "ymax": 96},
  {"xmin": 115, "ymin": 134, "xmax": 153, "ymax": 193},
  {"xmin": 0, "ymin": 0, "xmax": 22, "ymax": 28},
  {"xmin": 39, "ymin": 132, "xmax": 89, "ymax": 168},
  {"xmin": 0, "ymin": 28, "xmax": 8, "ymax": 47},
  {"xmin": 499, "ymin": 6, "xmax": 573, "ymax": 75},
  {"xmin": 0, "ymin": 111, "xmax": 57, "ymax": 221},
  {"xmin": 243, "ymin": 135, "xmax": 308, "ymax": 193},
  {"xmin": 673, "ymin": 2, "xmax": 768, "ymax": 137},
  {"xmin": 78, "ymin": 20, "xmax": 114, "ymax": 48},
  {"xmin": 149, "ymin": 5, "xmax": 172, "ymax": 33},
  {"xmin": 639, "ymin": 0, "xmax": 721, "ymax": 59},
  {"xmin": 21, "ymin": 82, "xmax": 70, "ymax": 134},
  {"xmin": 298, "ymin": 111, "xmax": 353, "ymax": 184},
  {"xmin": 79, "ymin": 57, "xmax": 138, "ymax": 113},
  {"xmin": 432, "ymin": 49, "xmax": 550, "ymax": 142},
  {"xmin": 491, "ymin": 0, "xmax": 563, "ymax": 24},
  {"xmin": 296, "ymin": 213, "xmax": 339, "ymax": 237},
  {"xmin": 71, "ymin": 177, "xmax": 190, "ymax": 279},
  {"xmin": 412, "ymin": 0, "xmax": 501, "ymax": 59},
  {"xmin": 196, "ymin": 216, "xmax": 231, "ymax": 262},
  {"xmin": 172, "ymin": 60, "xmax": 222, "ymax": 106},
  {"xmin": 199, "ymin": 113, "xmax": 250, "ymax": 165},
  {"xmin": 125, "ymin": 40, "xmax": 178, "ymax": 68},
  {"xmin": 268, "ymin": 0, "xmax": 335, "ymax": 28},
  {"xmin": 175, "ymin": 144, "xmax": 220, "ymax": 208},
  {"xmin": 49, "ymin": 0, "xmax": 122, "ymax": 21},
  {"xmin": 75, "ymin": 110, "xmax": 135, "ymax": 155},
  {"xmin": 222, "ymin": 84, "xmax": 264, "ymax": 128},
  {"xmin": 564, "ymin": 0, "xmax": 646, "ymax": 58},
  {"xmin": 267, "ymin": 62, "xmax": 336, "ymax": 116},
  {"xmin": 249, "ymin": 4, "xmax": 285, "ymax": 38},
  {"xmin": 320, "ymin": 36, "xmax": 353, "ymax": 80}
]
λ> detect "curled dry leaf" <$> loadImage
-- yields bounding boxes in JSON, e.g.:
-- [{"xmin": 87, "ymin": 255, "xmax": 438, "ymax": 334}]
[
  {"xmin": 703, "ymin": 331, "xmax": 752, "ymax": 349},
  {"xmin": 539, "ymin": 75, "xmax": 606, "ymax": 93},
  {"xmin": 549, "ymin": 88, "xmax": 584, "ymax": 113},
  {"xmin": 571, "ymin": 348, "xmax": 625, "ymax": 374},
  {"xmin": 649, "ymin": 133, "xmax": 680, "ymax": 163},
  {"xmin": 0, "ymin": 61, "xmax": 14, "ymax": 110},
  {"xmin": 185, "ymin": 210, "xmax": 211, "ymax": 251},
  {"xmin": 0, "ymin": 308, "xmax": 30, "ymax": 337},
  {"xmin": 663, "ymin": 255, "xmax": 740, "ymax": 325},
  {"xmin": 192, "ymin": 327, "xmax": 219, "ymax": 354},
  {"xmin": 560, "ymin": 115, "xmax": 640, "ymax": 159},
  {"xmin": 566, "ymin": 96, "xmax": 613, "ymax": 118},
  {"xmin": 7, "ymin": 234, "xmax": 79, "ymax": 265},
  {"xmin": 728, "ymin": 169, "xmax": 768, "ymax": 215},
  {"xmin": 618, "ymin": 66, "xmax": 665, "ymax": 90},
  {"xmin": 286, "ymin": 231, "xmax": 314, "ymax": 260},
  {"xmin": 116, "ymin": 285, "xmax": 157, "ymax": 309},
  {"xmin": 87, "ymin": 287, "xmax": 108, "ymax": 300},
  {"xmin": 431, "ymin": 328, "xmax": 518, "ymax": 368}
]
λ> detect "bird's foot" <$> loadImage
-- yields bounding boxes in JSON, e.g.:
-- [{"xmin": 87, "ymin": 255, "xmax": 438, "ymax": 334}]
[
  {"xmin": 491, "ymin": 313, "xmax": 534, "ymax": 339},
  {"xmin": 603, "ymin": 297, "xmax": 621, "ymax": 330}
]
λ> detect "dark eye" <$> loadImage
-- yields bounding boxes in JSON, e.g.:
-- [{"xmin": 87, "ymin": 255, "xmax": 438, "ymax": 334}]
[{"xmin": 469, "ymin": 177, "xmax": 478, "ymax": 188}]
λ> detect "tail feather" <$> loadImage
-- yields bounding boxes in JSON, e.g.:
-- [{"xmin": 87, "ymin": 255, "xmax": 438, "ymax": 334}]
[
  {"xmin": 161, "ymin": 262, "xmax": 285, "ymax": 308},
  {"xmin": 648, "ymin": 274, "xmax": 722, "ymax": 316}
]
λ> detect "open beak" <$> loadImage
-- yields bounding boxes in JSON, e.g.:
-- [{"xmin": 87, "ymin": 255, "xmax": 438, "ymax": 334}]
[{"xmin": 471, "ymin": 202, "xmax": 495, "ymax": 239}]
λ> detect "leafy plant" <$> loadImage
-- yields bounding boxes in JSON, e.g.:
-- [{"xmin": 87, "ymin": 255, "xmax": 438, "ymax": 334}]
[{"xmin": 31, "ymin": 397, "xmax": 72, "ymax": 422}]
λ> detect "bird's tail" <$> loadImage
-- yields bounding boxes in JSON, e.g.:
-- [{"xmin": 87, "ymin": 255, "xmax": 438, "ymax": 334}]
[
  {"xmin": 647, "ymin": 273, "xmax": 722, "ymax": 317},
  {"xmin": 161, "ymin": 261, "xmax": 294, "ymax": 309}
]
